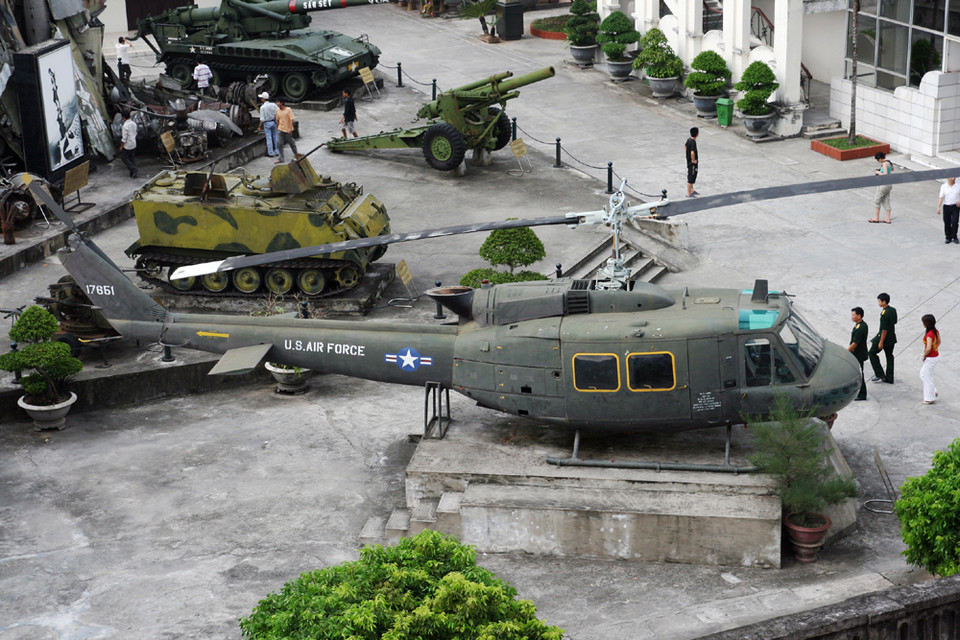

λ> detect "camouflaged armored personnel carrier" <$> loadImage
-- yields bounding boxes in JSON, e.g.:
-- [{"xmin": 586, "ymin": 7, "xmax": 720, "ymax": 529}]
[{"xmin": 125, "ymin": 158, "xmax": 390, "ymax": 297}]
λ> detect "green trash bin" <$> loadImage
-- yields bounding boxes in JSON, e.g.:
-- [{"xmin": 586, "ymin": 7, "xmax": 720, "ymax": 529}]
[{"xmin": 716, "ymin": 98, "xmax": 734, "ymax": 127}]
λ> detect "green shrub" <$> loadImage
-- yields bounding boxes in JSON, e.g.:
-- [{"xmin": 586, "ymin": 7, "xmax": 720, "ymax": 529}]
[
  {"xmin": 596, "ymin": 11, "xmax": 640, "ymax": 62},
  {"xmin": 460, "ymin": 0, "xmax": 499, "ymax": 37},
  {"xmin": 734, "ymin": 60, "xmax": 779, "ymax": 115},
  {"xmin": 633, "ymin": 28, "xmax": 683, "ymax": 78},
  {"xmin": 747, "ymin": 396, "xmax": 857, "ymax": 527},
  {"xmin": 459, "ymin": 268, "xmax": 546, "ymax": 288},
  {"xmin": 239, "ymin": 530, "xmax": 564, "ymax": 640},
  {"xmin": 683, "ymin": 50, "xmax": 730, "ymax": 96},
  {"xmin": 0, "ymin": 305, "xmax": 82, "ymax": 404},
  {"xmin": 479, "ymin": 225, "xmax": 545, "ymax": 273},
  {"xmin": 563, "ymin": 0, "xmax": 599, "ymax": 46},
  {"xmin": 896, "ymin": 439, "xmax": 960, "ymax": 576}
]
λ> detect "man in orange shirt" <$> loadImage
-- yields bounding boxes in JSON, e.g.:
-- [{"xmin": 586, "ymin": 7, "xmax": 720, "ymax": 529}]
[{"xmin": 275, "ymin": 97, "xmax": 299, "ymax": 164}]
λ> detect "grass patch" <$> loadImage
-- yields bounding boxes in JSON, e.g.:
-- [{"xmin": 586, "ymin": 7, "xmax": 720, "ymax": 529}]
[
  {"xmin": 818, "ymin": 136, "xmax": 882, "ymax": 150},
  {"xmin": 532, "ymin": 14, "xmax": 570, "ymax": 32}
]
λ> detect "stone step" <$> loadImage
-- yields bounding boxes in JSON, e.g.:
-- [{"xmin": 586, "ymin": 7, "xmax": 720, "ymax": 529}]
[
  {"xmin": 637, "ymin": 264, "xmax": 668, "ymax": 283},
  {"xmin": 359, "ymin": 515, "xmax": 386, "ymax": 547},
  {"xmin": 408, "ymin": 498, "xmax": 439, "ymax": 536},
  {"xmin": 803, "ymin": 127, "xmax": 847, "ymax": 140},
  {"xmin": 384, "ymin": 508, "xmax": 410, "ymax": 544},
  {"xmin": 436, "ymin": 491, "xmax": 465, "ymax": 539}
]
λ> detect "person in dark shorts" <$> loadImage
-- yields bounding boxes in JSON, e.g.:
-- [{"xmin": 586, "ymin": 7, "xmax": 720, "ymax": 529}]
[{"xmin": 685, "ymin": 127, "xmax": 699, "ymax": 197}]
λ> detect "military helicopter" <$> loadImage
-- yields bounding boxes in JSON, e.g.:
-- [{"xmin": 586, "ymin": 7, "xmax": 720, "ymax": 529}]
[{"xmin": 23, "ymin": 166, "xmax": 956, "ymax": 468}]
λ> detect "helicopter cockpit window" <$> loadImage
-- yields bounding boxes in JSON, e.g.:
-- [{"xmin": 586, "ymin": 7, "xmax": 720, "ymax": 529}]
[
  {"xmin": 782, "ymin": 311, "xmax": 824, "ymax": 377},
  {"xmin": 627, "ymin": 352, "xmax": 675, "ymax": 391},
  {"xmin": 573, "ymin": 354, "xmax": 620, "ymax": 392},
  {"xmin": 744, "ymin": 338, "xmax": 797, "ymax": 386}
]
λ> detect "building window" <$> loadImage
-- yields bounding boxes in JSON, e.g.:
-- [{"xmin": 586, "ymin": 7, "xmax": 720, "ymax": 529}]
[{"xmin": 847, "ymin": 0, "xmax": 960, "ymax": 88}]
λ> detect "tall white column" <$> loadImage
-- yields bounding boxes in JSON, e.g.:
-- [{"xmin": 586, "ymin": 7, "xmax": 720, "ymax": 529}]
[
  {"xmin": 638, "ymin": 0, "xmax": 659, "ymax": 33},
  {"xmin": 678, "ymin": 0, "xmax": 703, "ymax": 63},
  {"xmin": 723, "ymin": 0, "xmax": 752, "ymax": 81},
  {"xmin": 771, "ymin": 0, "xmax": 805, "ymax": 137}
]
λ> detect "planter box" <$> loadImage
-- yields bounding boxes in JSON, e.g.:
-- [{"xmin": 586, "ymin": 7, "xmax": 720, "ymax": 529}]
[
  {"xmin": 530, "ymin": 25, "xmax": 566, "ymax": 40},
  {"xmin": 811, "ymin": 137, "xmax": 890, "ymax": 161}
]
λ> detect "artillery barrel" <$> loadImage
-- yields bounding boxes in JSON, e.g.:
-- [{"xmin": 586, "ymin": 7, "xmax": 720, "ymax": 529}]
[
  {"xmin": 254, "ymin": 0, "xmax": 391, "ymax": 15},
  {"xmin": 450, "ymin": 71, "xmax": 513, "ymax": 94},
  {"xmin": 494, "ymin": 66, "xmax": 555, "ymax": 94}
]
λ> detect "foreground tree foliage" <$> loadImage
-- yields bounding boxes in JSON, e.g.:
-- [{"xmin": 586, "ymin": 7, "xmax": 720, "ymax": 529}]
[
  {"xmin": 239, "ymin": 530, "xmax": 564, "ymax": 640},
  {"xmin": 896, "ymin": 439, "xmax": 960, "ymax": 576}
]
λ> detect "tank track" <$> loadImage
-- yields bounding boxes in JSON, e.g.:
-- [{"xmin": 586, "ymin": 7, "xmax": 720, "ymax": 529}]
[
  {"xmin": 133, "ymin": 251, "xmax": 363, "ymax": 299},
  {"xmin": 165, "ymin": 55, "xmax": 337, "ymax": 92}
]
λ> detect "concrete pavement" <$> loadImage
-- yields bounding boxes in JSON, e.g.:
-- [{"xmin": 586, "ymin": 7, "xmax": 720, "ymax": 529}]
[{"xmin": 1, "ymin": 5, "xmax": 958, "ymax": 639}]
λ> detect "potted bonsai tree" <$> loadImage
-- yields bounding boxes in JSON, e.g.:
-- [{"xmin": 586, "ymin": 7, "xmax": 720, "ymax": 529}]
[
  {"xmin": 684, "ymin": 50, "xmax": 731, "ymax": 118},
  {"xmin": 596, "ymin": 10, "xmax": 640, "ymax": 81},
  {"xmin": 564, "ymin": 0, "xmax": 600, "ymax": 68},
  {"xmin": 0, "ymin": 305, "xmax": 83, "ymax": 430},
  {"xmin": 747, "ymin": 396, "xmax": 858, "ymax": 563},
  {"xmin": 735, "ymin": 60, "xmax": 780, "ymax": 138},
  {"xmin": 633, "ymin": 27, "xmax": 683, "ymax": 98},
  {"xmin": 459, "ymin": 0, "xmax": 500, "ymax": 43}
]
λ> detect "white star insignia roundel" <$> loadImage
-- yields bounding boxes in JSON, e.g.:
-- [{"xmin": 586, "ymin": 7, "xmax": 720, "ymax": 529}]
[{"xmin": 384, "ymin": 347, "xmax": 433, "ymax": 371}]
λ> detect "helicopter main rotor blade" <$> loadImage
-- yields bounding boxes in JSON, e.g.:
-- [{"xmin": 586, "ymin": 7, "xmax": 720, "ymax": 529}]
[
  {"xmin": 170, "ymin": 215, "xmax": 572, "ymax": 279},
  {"xmin": 662, "ymin": 167, "xmax": 960, "ymax": 216}
]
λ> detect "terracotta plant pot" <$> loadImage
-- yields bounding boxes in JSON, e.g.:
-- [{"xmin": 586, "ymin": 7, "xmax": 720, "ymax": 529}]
[
  {"xmin": 811, "ymin": 137, "xmax": 891, "ymax": 161},
  {"xmin": 783, "ymin": 512, "xmax": 831, "ymax": 563},
  {"xmin": 18, "ymin": 392, "xmax": 77, "ymax": 431}
]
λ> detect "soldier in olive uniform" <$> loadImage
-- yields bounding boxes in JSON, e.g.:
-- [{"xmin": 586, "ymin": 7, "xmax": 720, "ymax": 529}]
[
  {"xmin": 848, "ymin": 307, "xmax": 869, "ymax": 400},
  {"xmin": 869, "ymin": 292, "xmax": 898, "ymax": 384}
]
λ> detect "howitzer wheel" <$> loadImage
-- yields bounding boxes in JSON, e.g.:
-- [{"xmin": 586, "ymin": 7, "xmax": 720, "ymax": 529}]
[
  {"xmin": 201, "ymin": 272, "xmax": 230, "ymax": 293},
  {"xmin": 335, "ymin": 265, "xmax": 360, "ymax": 288},
  {"xmin": 282, "ymin": 72, "xmax": 310, "ymax": 101},
  {"xmin": 422, "ymin": 123, "xmax": 466, "ymax": 172},
  {"xmin": 297, "ymin": 269, "xmax": 326, "ymax": 295},
  {"xmin": 233, "ymin": 268, "xmax": 262, "ymax": 294},
  {"xmin": 491, "ymin": 107, "xmax": 512, "ymax": 151},
  {"xmin": 265, "ymin": 268, "xmax": 294, "ymax": 295},
  {"xmin": 167, "ymin": 63, "xmax": 193, "ymax": 87}
]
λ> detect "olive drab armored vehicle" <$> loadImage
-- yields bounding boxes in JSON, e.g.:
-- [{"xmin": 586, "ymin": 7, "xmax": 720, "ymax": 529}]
[
  {"xmin": 124, "ymin": 157, "xmax": 390, "ymax": 297},
  {"xmin": 132, "ymin": 0, "xmax": 389, "ymax": 101}
]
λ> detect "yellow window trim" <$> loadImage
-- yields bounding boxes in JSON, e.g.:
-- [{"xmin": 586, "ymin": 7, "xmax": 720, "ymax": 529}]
[
  {"xmin": 572, "ymin": 352, "xmax": 621, "ymax": 392},
  {"xmin": 626, "ymin": 351, "xmax": 676, "ymax": 392}
]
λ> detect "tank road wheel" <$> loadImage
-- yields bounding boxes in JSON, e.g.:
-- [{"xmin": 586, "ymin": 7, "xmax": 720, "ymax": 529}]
[
  {"xmin": 232, "ymin": 267, "xmax": 262, "ymax": 294},
  {"xmin": 421, "ymin": 123, "xmax": 467, "ymax": 172},
  {"xmin": 167, "ymin": 62, "xmax": 193, "ymax": 87},
  {"xmin": 312, "ymin": 67, "xmax": 329, "ymax": 90},
  {"xmin": 201, "ymin": 272, "xmax": 230, "ymax": 293},
  {"xmin": 138, "ymin": 259, "xmax": 163, "ymax": 279},
  {"xmin": 169, "ymin": 268, "xmax": 196, "ymax": 291},
  {"xmin": 265, "ymin": 268, "xmax": 294, "ymax": 295},
  {"xmin": 297, "ymin": 269, "xmax": 326, "ymax": 295},
  {"xmin": 335, "ymin": 265, "xmax": 360, "ymax": 289},
  {"xmin": 491, "ymin": 107, "xmax": 512, "ymax": 151},
  {"xmin": 262, "ymin": 72, "xmax": 280, "ymax": 97},
  {"xmin": 282, "ymin": 72, "xmax": 310, "ymax": 101}
]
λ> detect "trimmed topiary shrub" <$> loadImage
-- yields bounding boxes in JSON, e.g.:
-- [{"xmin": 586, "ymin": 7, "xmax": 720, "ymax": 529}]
[
  {"xmin": 239, "ymin": 530, "xmax": 564, "ymax": 639},
  {"xmin": 684, "ymin": 50, "xmax": 731, "ymax": 96},
  {"xmin": 896, "ymin": 439, "xmax": 960, "ymax": 576},
  {"xmin": 563, "ymin": 0, "xmax": 599, "ymax": 46},
  {"xmin": 633, "ymin": 27, "xmax": 683, "ymax": 78},
  {"xmin": 596, "ymin": 10, "xmax": 640, "ymax": 62},
  {"xmin": 0, "ymin": 305, "xmax": 82, "ymax": 405},
  {"xmin": 734, "ymin": 60, "xmax": 779, "ymax": 115},
  {"xmin": 459, "ymin": 224, "xmax": 547, "ymax": 288}
]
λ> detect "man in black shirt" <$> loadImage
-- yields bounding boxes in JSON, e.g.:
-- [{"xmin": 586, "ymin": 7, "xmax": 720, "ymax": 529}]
[
  {"xmin": 848, "ymin": 306, "xmax": 869, "ymax": 400},
  {"xmin": 685, "ymin": 127, "xmax": 699, "ymax": 197},
  {"xmin": 340, "ymin": 88, "xmax": 358, "ymax": 138},
  {"xmin": 869, "ymin": 292, "xmax": 898, "ymax": 384}
]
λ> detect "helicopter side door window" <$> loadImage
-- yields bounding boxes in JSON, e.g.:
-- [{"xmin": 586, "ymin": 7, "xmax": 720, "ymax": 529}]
[
  {"xmin": 626, "ymin": 352, "xmax": 676, "ymax": 391},
  {"xmin": 744, "ymin": 338, "xmax": 796, "ymax": 387},
  {"xmin": 572, "ymin": 353, "xmax": 621, "ymax": 392}
]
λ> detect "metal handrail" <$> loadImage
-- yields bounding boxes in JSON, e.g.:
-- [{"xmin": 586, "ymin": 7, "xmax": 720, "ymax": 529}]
[{"xmin": 750, "ymin": 6, "xmax": 813, "ymax": 103}]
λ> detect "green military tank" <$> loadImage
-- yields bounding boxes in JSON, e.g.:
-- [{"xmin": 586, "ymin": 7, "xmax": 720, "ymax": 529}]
[
  {"xmin": 132, "ymin": 0, "xmax": 389, "ymax": 101},
  {"xmin": 124, "ymin": 157, "xmax": 390, "ymax": 297}
]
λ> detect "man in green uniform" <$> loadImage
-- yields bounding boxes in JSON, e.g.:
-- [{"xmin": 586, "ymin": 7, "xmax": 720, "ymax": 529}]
[
  {"xmin": 869, "ymin": 292, "xmax": 898, "ymax": 384},
  {"xmin": 848, "ymin": 306, "xmax": 869, "ymax": 400}
]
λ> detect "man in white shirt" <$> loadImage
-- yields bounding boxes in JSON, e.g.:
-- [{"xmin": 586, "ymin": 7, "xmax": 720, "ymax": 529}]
[
  {"xmin": 115, "ymin": 37, "xmax": 132, "ymax": 85},
  {"xmin": 193, "ymin": 57, "xmax": 214, "ymax": 96},
  {"xmin": 120, "ymin": 111, "xmax": 138, "ymax": 179},
  {"xmin": 936, "ymin": 177, "xmax": 960, "ymax": 244},
  {"xmin": 256, "ymin": 92, "xmax": 279, "ymax": 158}
]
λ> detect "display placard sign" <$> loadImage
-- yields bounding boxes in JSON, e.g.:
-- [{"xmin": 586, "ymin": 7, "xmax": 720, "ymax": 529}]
[{"xmin": 14, "ymin": 39, "xmax": 86, "ymax": 183}]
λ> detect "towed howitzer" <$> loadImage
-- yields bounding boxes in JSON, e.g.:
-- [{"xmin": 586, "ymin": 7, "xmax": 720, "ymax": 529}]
[
  {"xmin": 326, "ymin": 66, "xmax": 556, "ymax": 171},
  {"xmin": 132, "ymin": 0, "xmax": 389, "ymax": 101}
]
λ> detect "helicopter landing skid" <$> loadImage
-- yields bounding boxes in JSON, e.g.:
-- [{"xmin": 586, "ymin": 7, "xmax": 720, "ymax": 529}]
[
  {"xmin": 424, "ymin": 381, "xmax": 451, "ymax": 439},
  {"xmin": 545, "ymin": 425, "xmax": 757, "ymax": 474}
]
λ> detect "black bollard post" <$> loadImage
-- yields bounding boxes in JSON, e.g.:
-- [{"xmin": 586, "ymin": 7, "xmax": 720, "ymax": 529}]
[
  {"xmin": 299, "ymin": 301, "xmax": 309, "ymax": 319},
  {"xmin": 511, "ymin": 117, "xmax": 517, "ymax": 141},
  {"xmin": 606, "ymin": 162, "xmax": 614, "ymax": 194},
  {"xmin": 433, "ymin": 281, "xmax": 446, "ymax": 320},
  {"xmin": 432, "ymin": 79, "xmax": 437, "ymax": 100},
  {"xmin": 554, "ymin": 138, "xmax": 562, "ymax": 168},
  {"xmin": 397, "ymin": 62, "xmax": 403, "ymax": 87},
  {"xmin": 555, "ymin": 263, "xmax": 563, "ymax": 279},
  {"xmin": 161, "ymin": 345, "xmax": 175, "ymax": 363},
  {"xmin": 10, "ymin": 342, "xmax": 19, "ymax": 382}
]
